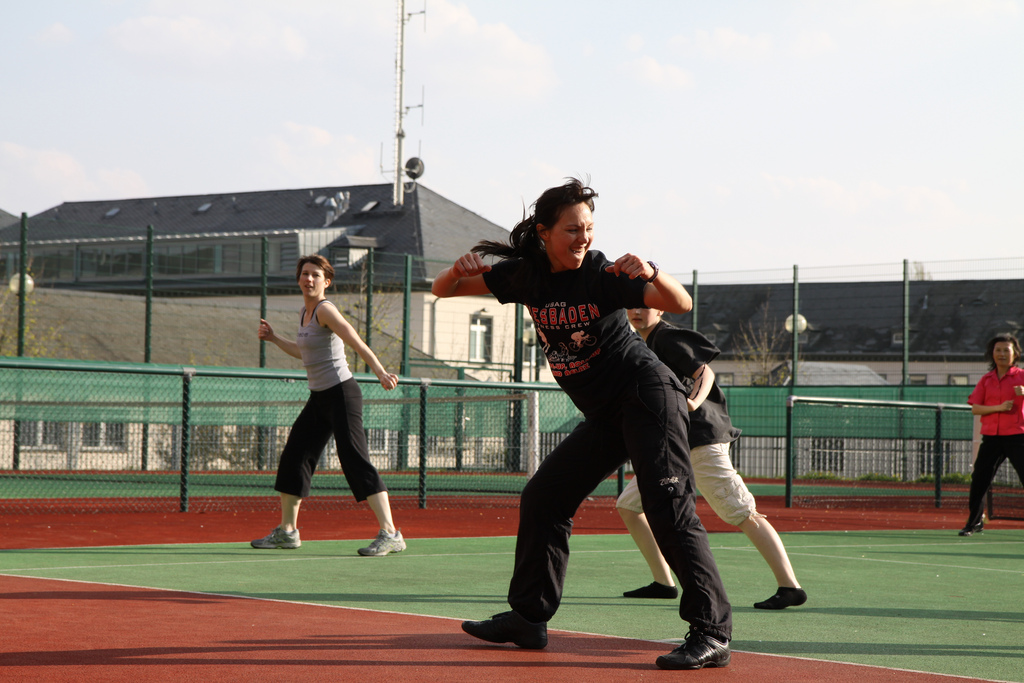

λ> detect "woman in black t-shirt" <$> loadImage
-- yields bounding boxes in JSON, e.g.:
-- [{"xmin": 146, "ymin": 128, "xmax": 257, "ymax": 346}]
[{"xmin": 432, "ymin": 178, "xmax": 732, "ymax": 671}]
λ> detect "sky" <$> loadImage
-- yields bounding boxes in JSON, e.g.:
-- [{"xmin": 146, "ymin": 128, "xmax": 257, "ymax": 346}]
[{"xmin": 1, "ymin": 0, "xmax": 1021, "ymax": 276}]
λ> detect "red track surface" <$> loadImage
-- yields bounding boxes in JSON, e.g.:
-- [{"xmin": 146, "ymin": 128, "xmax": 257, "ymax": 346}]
[{"xmin": 1, "ymin": 494, "xmax": 1017, "ymax": 550}]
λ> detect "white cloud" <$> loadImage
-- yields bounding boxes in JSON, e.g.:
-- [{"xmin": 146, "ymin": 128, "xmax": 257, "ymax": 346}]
[
  {"xmin": 619, "ymin": 56, "xmax": 694, "ymax": 90},
  {"xmin": 106, "ymin": 12, "xmax": 308, "ymax": 69},
  {"xmin": 790, "ymin": 31, "xmax": 838, "ymax": 58},
  {"xmin": 408, "ymin": 0, "xmax": 557, "ymax": 101},
  {"xmin": 625, "ymin": 34, "xmax": 645, "ymax": 52},
  {"xmin": 36, "ymin": 22, "xmax": 74, "ymax": 45},
  {"xmin": 0, "ymin": 142, "xmax": 150, "ymax": 213},
  {"xmin": 864, "ymin": 0, "xmax": 1020, "ymax": 24},
  {"xmin": 761, "ymin": 173, "xmax": 960, "ymax": 219},
  {"xmin": 694, "ymin": 28, "xmax": 773, "ymax": 61},
  {"xmin": 260, "ymin": 123, "xmax": 377, "ymax": 187}
]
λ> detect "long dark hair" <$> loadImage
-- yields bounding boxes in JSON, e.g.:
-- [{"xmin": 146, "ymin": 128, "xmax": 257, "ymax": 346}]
[
  {"xmin": 472, "ymin": 177, "xmax": 598, "ymax": 269},
  {"xmin": 985, "ymin": 333, "xmax": 1021, "ymax": 370}
]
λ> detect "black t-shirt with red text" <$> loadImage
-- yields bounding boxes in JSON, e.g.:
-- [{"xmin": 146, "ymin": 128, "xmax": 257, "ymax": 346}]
[{"xmin": 483, "ymin": 250, "xmax": 660, "ymax": 417}]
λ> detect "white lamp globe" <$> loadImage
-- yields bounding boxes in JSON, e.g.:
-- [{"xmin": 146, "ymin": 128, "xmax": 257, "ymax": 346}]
[
  {"xmin": 785, "ymin": 313, "xmax": 807, "ymax": 334},
  {"xmin": 8, "ymin": 273, "xmax": 34, "ymax": 294}
]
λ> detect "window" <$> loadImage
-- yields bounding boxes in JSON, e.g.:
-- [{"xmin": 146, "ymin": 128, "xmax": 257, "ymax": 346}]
[
  {"xmin": 35, "ymin": 248, "xmax": 76, "ymax": 280},
  {"xmin": 908, "ymin": 374, "xmax": 928, "ymax": 386},
  {"xmin": 19, "ymin": 421, "xmax": 66, "ymax": 448},
  {"xmin": 469, "ymin": 315, "xmax": 492, "ymax": 362},
  {"xmin": 81, "ymin": 422, "xmax": 127, "ymax": 450},
  {"xmin": 716, "ymin": 372, "xmax": 734, "ymax": 386},
  {"xmin": 948, "ymin": 374, "xmax": 969, "ymax": 386}
]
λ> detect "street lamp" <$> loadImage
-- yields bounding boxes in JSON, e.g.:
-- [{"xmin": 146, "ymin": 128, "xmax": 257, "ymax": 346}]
[
  {"xmin": 785, "ymin": 313, "xmax": 807, "ymax": 335},
  {"xmin": 9, "ymin": 272, "xmax": 34, "ymax": 358},
  {"xmin": 8, "ymin": 273, "xmax": 34, "ymax": 294}
]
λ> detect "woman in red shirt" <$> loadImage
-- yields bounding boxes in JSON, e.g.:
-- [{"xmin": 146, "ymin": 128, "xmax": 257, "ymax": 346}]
[{"xmin": 962, "ymin": 334, "xmax": 1024, "ymax": 536}]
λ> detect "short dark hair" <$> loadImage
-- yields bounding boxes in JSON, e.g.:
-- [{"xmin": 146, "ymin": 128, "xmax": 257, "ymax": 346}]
[
  {"xmin": 295, "ymin": 254, "xmax": 334, "ymax": 282},
  {"xmin": 984, "ymin": 333, "xmax": 1021, "ymax": 370}
]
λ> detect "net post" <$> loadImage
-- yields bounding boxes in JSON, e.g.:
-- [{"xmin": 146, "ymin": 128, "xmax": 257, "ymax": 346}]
[
  {"xmin": 527, "ymin": 391, "xmax": 540, "ymax": 478},
  {"xmin": 180, "ymin": 367, "xmax": 196, "ymax": 513},
  {"xmin": 785, "ymin": 395, "xmax": 795, "ymax": 507},
  {"xmin": 418, "ymin": 378, "xmax": 430, "ymax": 509},
  {"xmin": 934, "ymin": 406, "xmax": 943, "ymax": 508}
]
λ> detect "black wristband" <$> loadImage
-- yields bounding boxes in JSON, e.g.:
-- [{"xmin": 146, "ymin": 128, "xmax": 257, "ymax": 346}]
[{"xmin": 644, "ymin": 261, "xmax": 660, "ymax": 283}]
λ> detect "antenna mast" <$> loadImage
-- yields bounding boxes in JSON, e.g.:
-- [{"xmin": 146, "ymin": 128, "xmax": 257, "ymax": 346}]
[{"xmin": 393, "ymin": 0, "xmax": 407, "ymax": 207}]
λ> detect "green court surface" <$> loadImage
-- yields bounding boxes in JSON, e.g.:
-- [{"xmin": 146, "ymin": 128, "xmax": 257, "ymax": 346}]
[{"xmin": 2, "ymin": 530, "xmax": 1022, "ymax": 681}]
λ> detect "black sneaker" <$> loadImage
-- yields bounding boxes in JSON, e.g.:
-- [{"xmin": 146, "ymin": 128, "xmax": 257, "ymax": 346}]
[
  {"xmin": 754, "ymin": 586, "xmax": 807, "ymax": 610},
  {"xmin": 623, "ymin": 581, "xmax": 679, "ymax": 599},
  {"xmin": 461, "ymin": 611, "xmax": 548, "ymax": 649},
  {"xmin": 656, "ymin": 630, "xmax": 730, "ymax": 670},
  {"xmin": 958, "ymin": 521, "xmax": 983, "ymax": 537}
]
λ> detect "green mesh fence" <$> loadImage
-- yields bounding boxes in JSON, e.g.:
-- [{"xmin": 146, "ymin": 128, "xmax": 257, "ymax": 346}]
[
  {"xmin": 0, "ymin": 358, "xmax": 587, "ymax": 513},
  {"xmin": 784, "ymin": 395, "xmax": 1024, "ymax": 519},
  {"xmin": 5, "ymin": 357, "xmax": 1023, "ymax": 517}
]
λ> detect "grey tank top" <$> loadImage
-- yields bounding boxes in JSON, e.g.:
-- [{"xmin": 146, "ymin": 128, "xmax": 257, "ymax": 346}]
[{"xmin": 295, "ymin": 300, "xmax": 353, "ymax": 391}]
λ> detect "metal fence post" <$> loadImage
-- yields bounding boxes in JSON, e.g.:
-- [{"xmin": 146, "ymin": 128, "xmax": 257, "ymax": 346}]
[
  {"xmin": 142, "ymin": 225, "xmax": 154, "ymax": 471},
  {"xmin": 934, "ymin": 406, "xmax": 944, "ymax": 508},
  {"xmin": 401, "ymin": 254, "xmax": 412, "ymax": 376},
  {"xmin": 257, "ymin": 237, "xmax": 269, "ymax": 469},
  {"xmin": 16, "ymin": 213, "xmax": 28, "ymax": 357},
  {"xmin": 692, "ymin": 269, "xmax": 699, "ymax": 331},
  {"xmin": 365, "ymin": 247, "xmax": 374, "ymax": 373},
  {"xmin": 180, "ymin": 367, "xmax": 196, "ymax": 512},
  {"xmin": 902, "ymin": 259, "xmax": 912, "ymax": 387},
  {"xmin": 418, "ymin": 379, "xmax": 430, "ymax": 509},
  {"xmin": 785, "ymin": 395, "xmax": 795, "ymax": 507},
  {"xmin": 12, "ymin": 214, "xmax": 28, "ymax": 470},
  {"xmin": 792, "ymin": 265, "xmax": 800, "ymax": 388},
  {"xmin": 455, "ymin": 368, "xmax": 465, "ymax": 471},
  {"xmin": 527, "ymin": 391, "xmax": 540, "ymax": 478}
]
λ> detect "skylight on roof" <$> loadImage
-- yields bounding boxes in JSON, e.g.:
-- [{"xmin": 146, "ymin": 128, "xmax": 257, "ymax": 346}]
[
  {"xmin": 196, "ymin": 202, "xmax": 212, "ymax": 213},
  {"xmin": 360, "ymin": 200, "xmax": 379, "ymax": 212},
  {"xmin": 104, "ymin": 207, "xmax": 120, "ymax": 218}
]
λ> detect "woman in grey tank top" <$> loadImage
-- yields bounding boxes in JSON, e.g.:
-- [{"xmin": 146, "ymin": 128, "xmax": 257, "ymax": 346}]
[{"xmin": 250, "ymin": 255, "xmax": 407, "ymax": 557}]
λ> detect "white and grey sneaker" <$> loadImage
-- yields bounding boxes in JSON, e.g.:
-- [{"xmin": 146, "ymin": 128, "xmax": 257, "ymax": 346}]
[
  {"xmin": 358, "ymin": 529, "xmax": 406, "ymax": 556},
  {"xmin": 251, "ymin": 526, "xmax": 301, "ymax": 549}
]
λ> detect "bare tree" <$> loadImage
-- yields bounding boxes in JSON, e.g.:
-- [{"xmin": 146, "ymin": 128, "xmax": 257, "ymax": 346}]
[{"xmin": 733, "ymin": 300, "xmax": 788, "ymax": 386}]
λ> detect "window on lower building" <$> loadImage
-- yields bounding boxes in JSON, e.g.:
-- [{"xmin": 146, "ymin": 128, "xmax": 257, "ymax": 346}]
[
  {"xmin": 908, "ymin": 374, "xmax": 928, "ymax": 386},
  {"xmin": 81, "ymin": 422, "xmax": 127, "ymax": 450},
  {"xmin": 19, "ymin": 421, "xmax": 66, "ymax": 448},
  {"xmin": 716, "ymin": 372, "xmax": 734, "ymax": 386},
  {"xmin": 948, "ymin": 374, "xmax": 969, "ymax": 386},
  {"xmin": 469, "ymin": 315, "xmax": 493, "ymax": 362}
]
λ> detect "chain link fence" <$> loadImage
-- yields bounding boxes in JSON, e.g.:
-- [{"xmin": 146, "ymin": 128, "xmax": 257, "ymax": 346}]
[{"xmin": 0, "ymin": 358, "xmax": 585, "ymax": 513}]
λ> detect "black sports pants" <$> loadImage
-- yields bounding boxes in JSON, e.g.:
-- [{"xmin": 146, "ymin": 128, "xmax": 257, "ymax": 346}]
[
  {"xmin": 507, "ymin": 365, "xmax": 732, "ymax": 642},
  {"xmin": 273, "ymin": 378, "xmax": 386, "ymax": 502},
  {"xmin": 965, "ymin": 434, "xmax": 1024, "ymax": 528}
]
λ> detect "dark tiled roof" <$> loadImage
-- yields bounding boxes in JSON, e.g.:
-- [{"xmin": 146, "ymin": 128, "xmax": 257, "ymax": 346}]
[
  {"xmin": 0, "ymin": 183, "xmax": 510, "ymax": 268},
  {"xmin": 668, "ymin": 279, "xmax": 1024, "ymax": 359},
  {"xmin": 0, "ymin": 208, "xmax": 18, "ymax": 229}
]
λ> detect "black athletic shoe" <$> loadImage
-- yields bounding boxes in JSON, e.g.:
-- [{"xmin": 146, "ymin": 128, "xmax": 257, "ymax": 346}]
[
  {"xmin": 959, "ymin": 521, "xmax": 984, "ymax": 537},
  {"xmin": 754, "ymin": 586, "xmax": 807, "ymax": 610},
  {"xmin": 623, "ymin": 581, "xmax": 679, "ymax": 599},
  {"xmin": 656, "ymin": 629, "xmax": 731, "ymax": 670},
  {"xmin": 461, "ymin": 610, "xmax": 548, "ymax": 649}
]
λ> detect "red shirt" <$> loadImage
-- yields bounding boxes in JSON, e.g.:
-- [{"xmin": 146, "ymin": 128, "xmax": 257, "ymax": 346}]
[{"xmin": 968, "ymin": 366, "xmax": 1024, "ymax": 436}]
